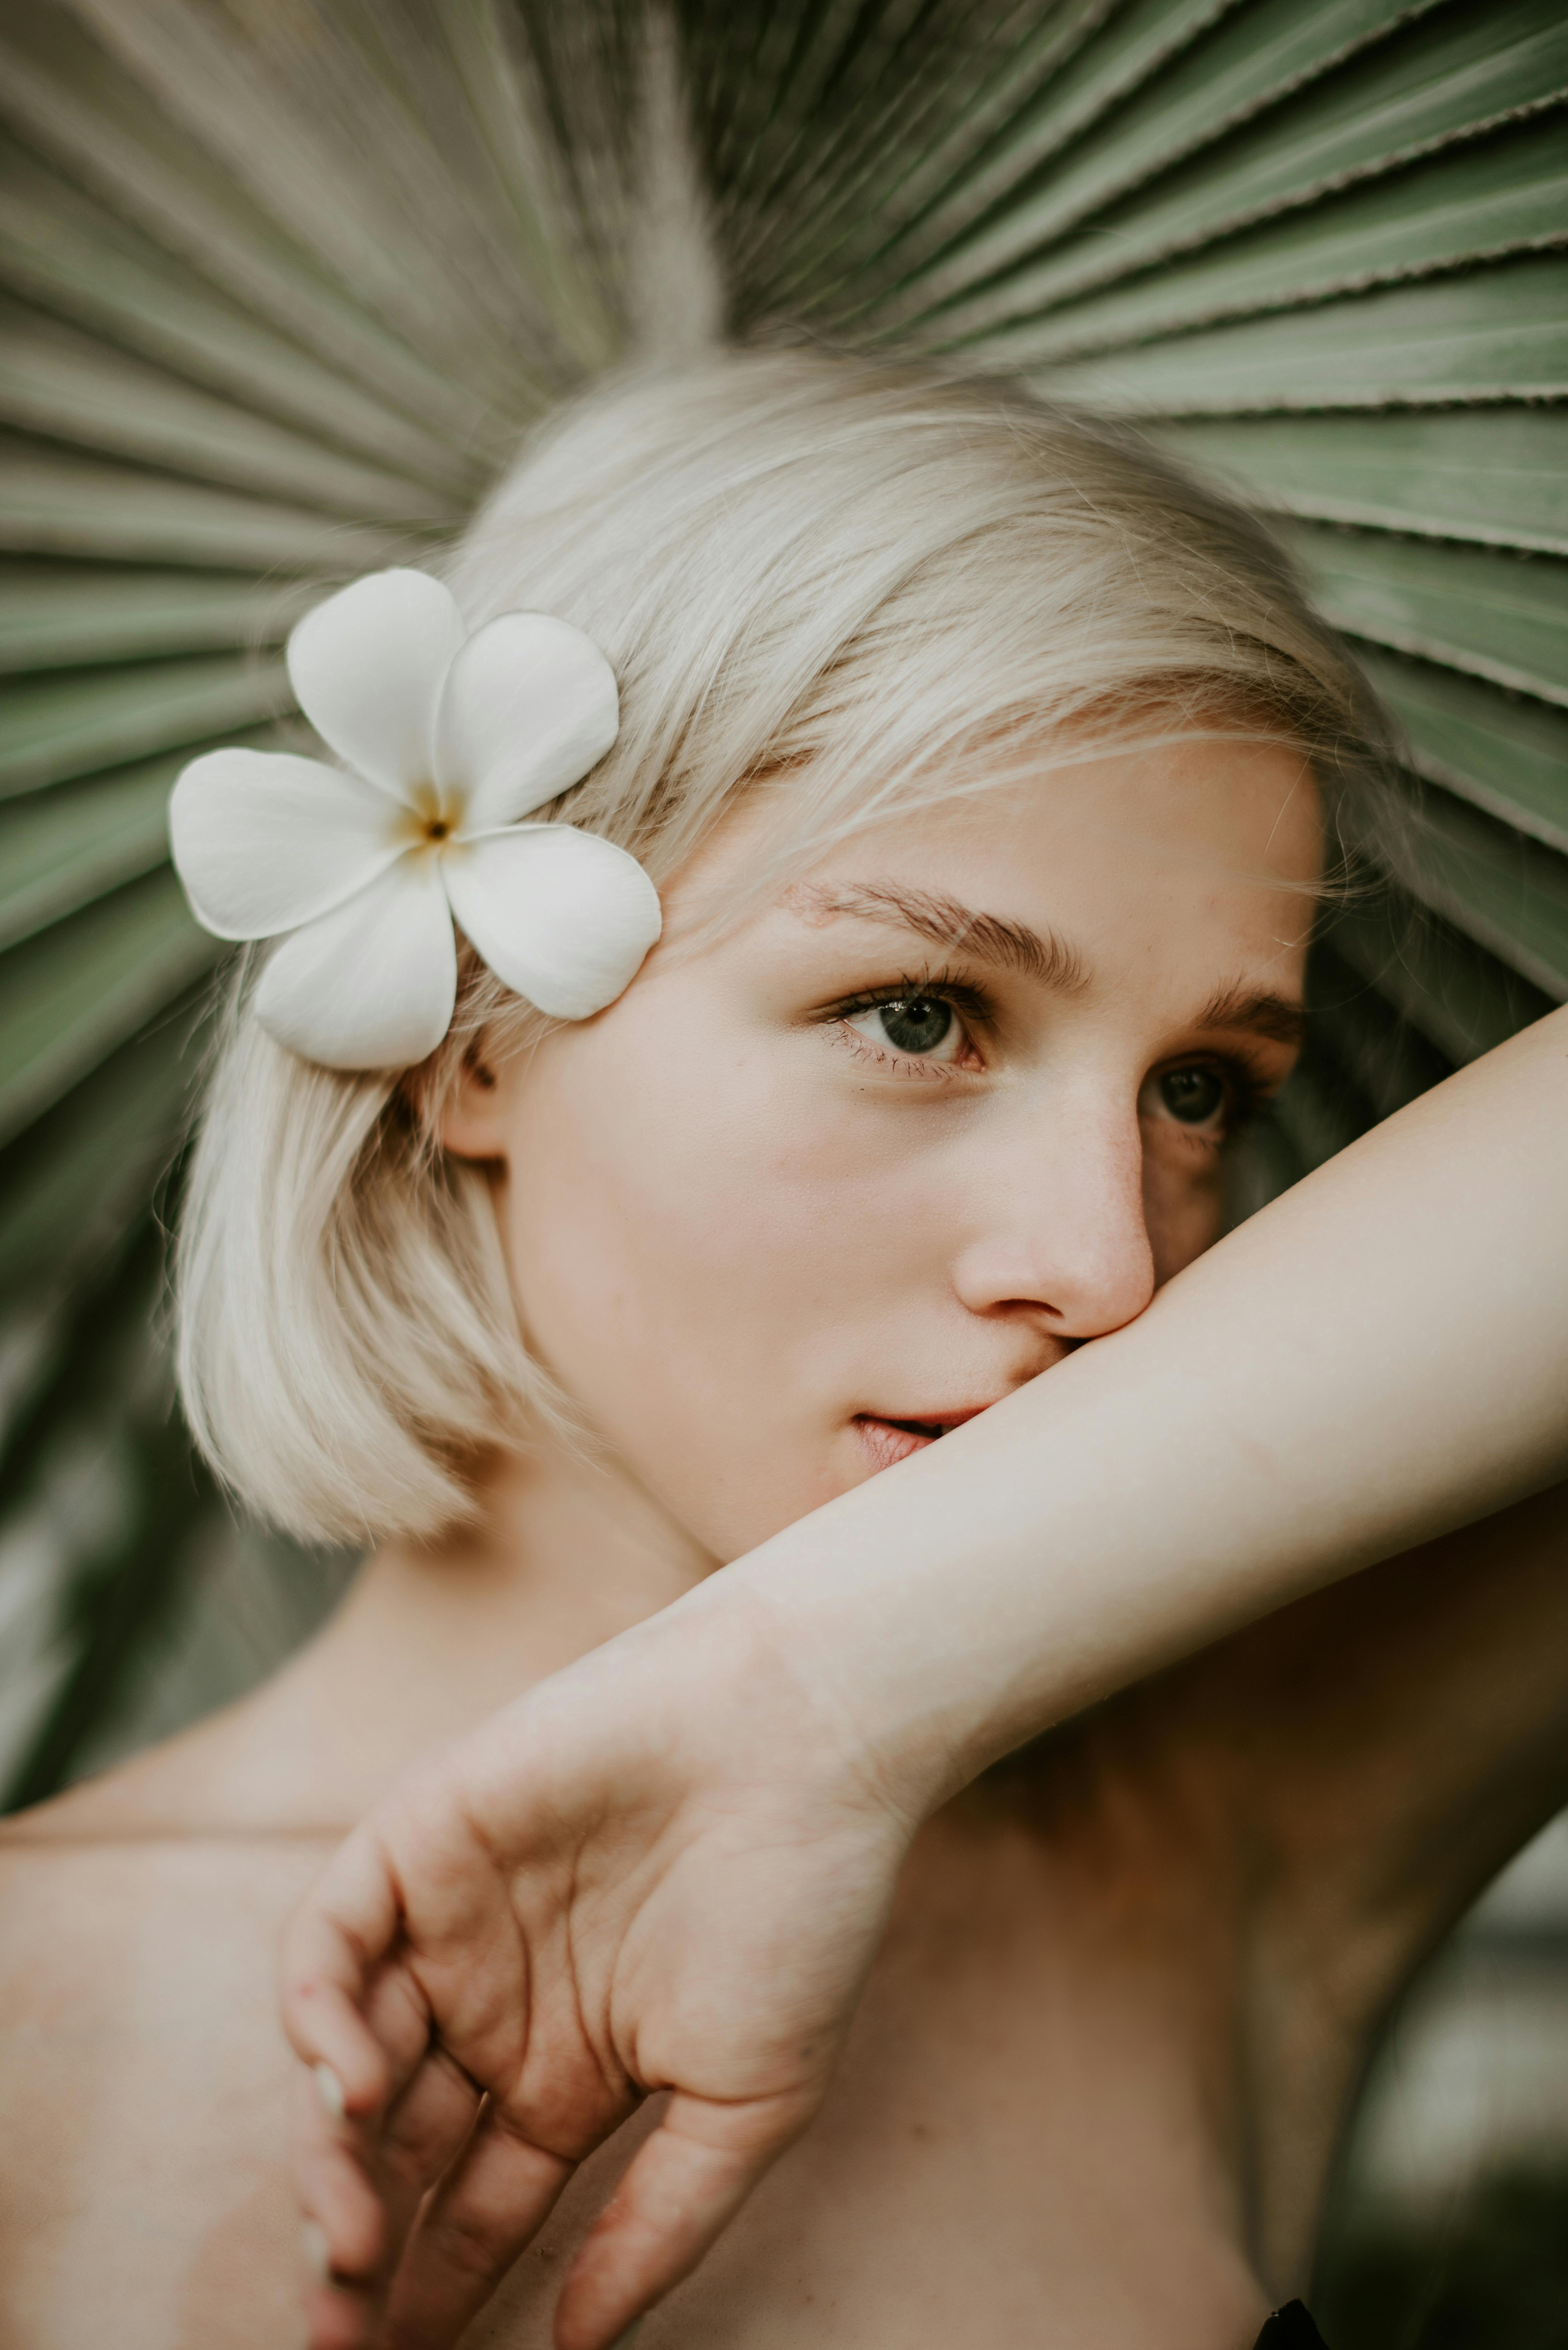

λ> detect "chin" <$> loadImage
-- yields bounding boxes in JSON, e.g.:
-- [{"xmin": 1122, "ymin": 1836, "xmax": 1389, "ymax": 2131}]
[
  {"xmin": 676, "ymin": 1444, "xmax": 869, "ymax": 1567},
  {"xmin": 618, "ymin": 1401, "xmax": 904, "ymax": 1567}
]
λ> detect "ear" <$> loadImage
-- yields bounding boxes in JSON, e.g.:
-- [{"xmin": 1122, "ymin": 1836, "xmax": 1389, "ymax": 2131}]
[{"xmin": 438, "ymin": 1042, "xmax": 513, "ymax": 1161}]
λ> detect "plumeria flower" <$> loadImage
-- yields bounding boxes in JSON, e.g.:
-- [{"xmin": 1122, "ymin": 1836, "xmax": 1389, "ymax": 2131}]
[{"xmin": 169, "ymin": 568, "xmax": 660, "ymax": 1069}]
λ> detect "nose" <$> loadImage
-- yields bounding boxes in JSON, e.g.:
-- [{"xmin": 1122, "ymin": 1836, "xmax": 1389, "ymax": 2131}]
[{"xmin": 948, "ymin": 1087, "xmax": 1155, "ymax": 1342}]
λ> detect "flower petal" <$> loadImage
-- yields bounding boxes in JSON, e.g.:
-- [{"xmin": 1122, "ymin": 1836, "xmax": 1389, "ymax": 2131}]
[
  {"xmin": 170, "ymin": 747, "xmax": 404, "ymax": 940},
  {"xmin": 287, "ymin": 569, "xmax": 466, "ymax": 798},
  {"xmin": 254, "ymin": 859, "xmax": 456, "ymax": 1069},
  {"xmin": 443, "ymin": 825, "xmax": 661, "ymax": 1020},
  {"xmin": 436, "ymin": 613, "xmax": 619, "ymax": 831}
]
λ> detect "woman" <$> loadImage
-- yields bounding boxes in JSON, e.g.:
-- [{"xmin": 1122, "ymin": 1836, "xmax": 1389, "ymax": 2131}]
[{"xmin": 2, "ymin": 350, "xmax": 1564, "ymax": 2350}]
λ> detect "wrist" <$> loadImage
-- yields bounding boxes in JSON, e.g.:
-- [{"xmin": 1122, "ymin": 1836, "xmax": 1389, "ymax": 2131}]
[
  {"xmin": 644, "ymin": 1561, "xmax": 936, "ymax": 1840},
  {"xmin": 690, "ymin": 1544, "xmax": 969, "ymax": 1831}
]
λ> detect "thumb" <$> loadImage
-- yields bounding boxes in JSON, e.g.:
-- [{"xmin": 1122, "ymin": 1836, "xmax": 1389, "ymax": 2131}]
[{"xmin": 554, "ymin": 2084, "xmax": 821, "ymax": 2350}]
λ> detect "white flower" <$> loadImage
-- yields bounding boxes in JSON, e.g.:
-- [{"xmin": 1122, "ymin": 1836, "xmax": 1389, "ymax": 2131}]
[{"xmin": 169, "ymin": 567, "xmax": 660, "ymax": 1069}]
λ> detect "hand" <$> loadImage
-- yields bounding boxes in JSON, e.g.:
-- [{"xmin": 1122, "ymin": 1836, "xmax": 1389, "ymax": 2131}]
[{"xmin": 280, "ymin": 1584, "xmax": 916, "ymax": 2350}]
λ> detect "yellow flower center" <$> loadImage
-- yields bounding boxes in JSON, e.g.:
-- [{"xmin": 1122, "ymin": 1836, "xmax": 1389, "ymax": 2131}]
[{"xmin": 393, "ymin": 784, "xmax": 466, "ymax": 855}]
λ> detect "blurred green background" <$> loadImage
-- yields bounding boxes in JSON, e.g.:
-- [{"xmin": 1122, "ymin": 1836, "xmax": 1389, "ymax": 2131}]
[{"xmin": 0, "ymin": 3, "xmax": 1563, "ymax": 2338}]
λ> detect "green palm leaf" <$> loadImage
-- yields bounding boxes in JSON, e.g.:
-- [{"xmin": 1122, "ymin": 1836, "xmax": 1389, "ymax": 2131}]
[{"xmin": 0, "ymin": 0, "xmax": 1562, "ymax": 1802}]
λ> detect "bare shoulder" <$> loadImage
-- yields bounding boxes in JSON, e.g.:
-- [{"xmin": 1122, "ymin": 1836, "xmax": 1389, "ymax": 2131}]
[{"xmin": 0, "ymin": 1775, "xmax": 333, "ymax": 2350}]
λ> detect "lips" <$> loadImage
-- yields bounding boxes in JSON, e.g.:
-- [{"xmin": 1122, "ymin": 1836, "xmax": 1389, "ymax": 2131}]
[{"xmin": 853, "ymin": 1405, "xmax": 991, "ymax": 1472}]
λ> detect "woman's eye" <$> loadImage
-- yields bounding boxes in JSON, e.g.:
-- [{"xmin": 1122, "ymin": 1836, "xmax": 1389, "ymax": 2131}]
[
  {"xmin": 848, "ymin": 996, "xmax": 961, "ymax": 1061},
  {"xmin": 1151, "ymin": 1065, "xmax": 1228, "ymax": 1128}
]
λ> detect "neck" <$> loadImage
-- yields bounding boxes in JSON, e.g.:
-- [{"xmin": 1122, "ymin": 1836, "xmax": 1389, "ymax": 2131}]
[{"xmin": 218, "ymin": 1433, "xmax": 716, "ymax": 1830}]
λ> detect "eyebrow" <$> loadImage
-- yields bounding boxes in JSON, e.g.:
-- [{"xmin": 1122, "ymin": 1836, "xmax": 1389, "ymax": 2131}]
[
  {"xmin": 1195, "ymin": 982, "xmax": 1307, "ymax": 1049},
  {"xmin": 788, "ymin": 882, "xmax": 1306, "ymax": 1047},
  {"xmin": 788, "ymin": 880, "xmax": 1090, "ymax": 990}
]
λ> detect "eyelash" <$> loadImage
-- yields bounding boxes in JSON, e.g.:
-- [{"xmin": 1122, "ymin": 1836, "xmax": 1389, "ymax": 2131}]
[
  {"xmin": 821, "ymin": 969, "xmax": 991, "ymax": 1073},
  {"xmin": 1156, "ymin": 1055, "xmax": 1265, "ymax": 1144},
  {"xmin": 818, "ymin": 971, "xmax": 1278, "ymax": 1137}
]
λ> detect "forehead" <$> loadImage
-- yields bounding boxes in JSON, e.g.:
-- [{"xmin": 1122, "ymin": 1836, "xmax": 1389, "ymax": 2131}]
[
  {"xmin": 885, "ymin": 731, "xmax": 1320, "ymax": 880},
  {"xmin": 787, "ymin": 731, "xmax": 1320, "ymax": 959},
  {"xmin": 659, "ymin": 730, "xmax": 1324, "ymax": 1019}
]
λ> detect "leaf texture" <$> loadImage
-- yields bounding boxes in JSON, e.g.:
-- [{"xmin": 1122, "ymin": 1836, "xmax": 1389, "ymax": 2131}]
[{"xmin": 0, "ymin": 0, "xmax": 1561, "ymax": 1801}]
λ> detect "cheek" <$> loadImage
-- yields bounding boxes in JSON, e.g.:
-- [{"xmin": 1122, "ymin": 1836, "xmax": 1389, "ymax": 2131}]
[
  {"xmin": 487, "ymin": 995, "xmax": 946, "ymax": 1539},
  {"xmin": 507, "ymin": 1040, "xmax": 848, "ymax": 1331}
]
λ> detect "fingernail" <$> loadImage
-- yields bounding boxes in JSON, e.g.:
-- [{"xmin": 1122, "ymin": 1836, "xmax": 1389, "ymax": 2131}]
[
  {"xmin": 314, "ymin": 2060, "xmax": 346, "ymax": 2121},
  {"xmin": 301, "ymin": 2218, "xmax": 331, "ymax": 2281}
]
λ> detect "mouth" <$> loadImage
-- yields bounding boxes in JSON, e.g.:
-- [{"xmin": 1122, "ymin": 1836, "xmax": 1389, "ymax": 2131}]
[{"xmin": 852, "ymin": 1406, "xmax": 991, "ymax": 1473}]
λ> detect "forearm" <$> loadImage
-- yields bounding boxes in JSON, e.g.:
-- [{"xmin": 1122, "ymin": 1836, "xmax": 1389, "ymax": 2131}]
[
  {"xmin": 284, "ymin": 1007, "xmax": 1567, "ymax": 2350},
  {"xmin": 704, "ymin": 1005, "xmax": 1568, "ymax": 1814}
]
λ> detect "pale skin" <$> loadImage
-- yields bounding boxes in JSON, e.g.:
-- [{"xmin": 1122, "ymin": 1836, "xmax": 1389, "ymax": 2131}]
[{"xmin": 2, "ymin": 733, "xmax": 1565, "ymax": 2350}]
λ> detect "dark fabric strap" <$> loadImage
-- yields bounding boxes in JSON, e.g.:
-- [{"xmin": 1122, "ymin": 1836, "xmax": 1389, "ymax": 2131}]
[{"xmin": 1255, "ymin": 2304, "xmax": 1330, "ymax": 2349}]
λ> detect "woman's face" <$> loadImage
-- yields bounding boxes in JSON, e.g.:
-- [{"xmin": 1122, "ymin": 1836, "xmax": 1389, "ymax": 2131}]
[{"xmin": 445, "ymin": 732, "xmax": 1321, "ymax": 1564}]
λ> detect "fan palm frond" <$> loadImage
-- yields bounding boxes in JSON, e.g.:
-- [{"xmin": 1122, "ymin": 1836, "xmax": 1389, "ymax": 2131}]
[{"xmin": 0, "ymin": 0, "xmax": 1562, "ymax": 1802}]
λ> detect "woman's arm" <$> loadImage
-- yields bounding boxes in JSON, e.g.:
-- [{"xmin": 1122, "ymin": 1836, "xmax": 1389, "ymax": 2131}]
[
  {"xmin": 734, "ymin": 999, "xmax": 1568, "ymax": 1802},
  {"xmin": 283, "ymin": 1005, "xmax": 1568, "ymax": 2350}
]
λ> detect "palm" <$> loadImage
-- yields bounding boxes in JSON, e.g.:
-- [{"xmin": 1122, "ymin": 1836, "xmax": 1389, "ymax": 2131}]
[
  {"xmin": 3, "ymin": 0, "xmax": 1562, "ymax": 1815},
  {"xmin": 283, "ymin": 1612, "xmax": 906, "ymax": 2348}
]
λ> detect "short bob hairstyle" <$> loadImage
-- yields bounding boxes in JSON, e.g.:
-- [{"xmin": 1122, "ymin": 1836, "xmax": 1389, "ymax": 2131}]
[{"xmin": 176, "ymin": 344, "xmax": 1395, "ymax": 1547}]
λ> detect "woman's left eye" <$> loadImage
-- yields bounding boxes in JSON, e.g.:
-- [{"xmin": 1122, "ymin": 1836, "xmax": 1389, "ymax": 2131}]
[
  {"xmin": 1143, "ymin": 1063, "xmax": 1232, "ymax": 1132},
  {"xmin": 846, "ymin": 995, "xmax": 963, "ymax": 1062}
]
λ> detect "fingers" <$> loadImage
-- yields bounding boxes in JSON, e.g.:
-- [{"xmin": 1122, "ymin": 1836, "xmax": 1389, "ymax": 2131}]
[
  {"xmin": 293, "ymin": 2068, "xmax": 379, "ymax": 2257},
  {"xmin": 380, "ymin": 2110, "xmax": 579, "ymax": 2349},
  {"xmin": 377, "ymin": 2042, "xmax": 488, "ymax": 2257},
  {"xmin": 553, "ymin": 2088, "xmax": 818, "ymax": 2350},
  {"xmin": 291, "ymin": 1972, "xmax": 435, "ymax": 2290},
  {"xmin": 281, "ymin": 1825, "xmax": 408, "ymax": 2112},
  {"xmin": 284, "ymin": 1834, "xmax": 464, "ymax": 2342},
  {"xmin": 293, "ymin": 2039, "xmax": 486, "ymax": 2348}
]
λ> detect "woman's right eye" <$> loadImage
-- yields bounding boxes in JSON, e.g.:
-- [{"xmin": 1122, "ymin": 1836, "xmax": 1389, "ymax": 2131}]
[{"xmin": 846, "ymin": 995, "xmax": 962, "ymax": 1062}]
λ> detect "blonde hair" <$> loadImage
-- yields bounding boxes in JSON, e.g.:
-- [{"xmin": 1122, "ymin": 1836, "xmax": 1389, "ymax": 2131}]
[{"xmin": 176, "ymin": 345, "xmax": 1396, "ymax": 1545}]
